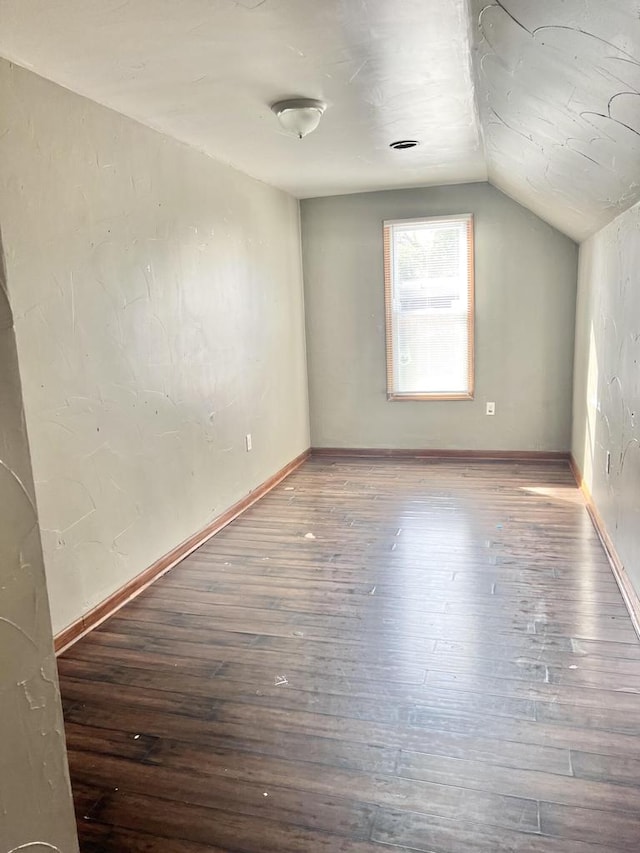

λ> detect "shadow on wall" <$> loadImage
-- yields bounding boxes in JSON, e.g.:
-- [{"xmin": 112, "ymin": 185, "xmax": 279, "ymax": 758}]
[{"xmin": 0, "ymin": 225, "xmax": 79, "ymax": 852}]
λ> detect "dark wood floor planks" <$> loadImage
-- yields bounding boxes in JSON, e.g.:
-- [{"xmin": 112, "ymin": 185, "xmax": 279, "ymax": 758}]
[{"xmin": 58, "ymin": 458, "xmax": 640, "ymax": 852}]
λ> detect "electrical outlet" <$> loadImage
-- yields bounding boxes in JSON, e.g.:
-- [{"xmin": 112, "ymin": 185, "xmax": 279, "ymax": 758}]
[
  {"xmin": 245, "ymin": 433, "xmax": 252, "ymax": 452},
  {"xmin": 486, "ymin": 402, "xmax": 495, "ymax": 416}
]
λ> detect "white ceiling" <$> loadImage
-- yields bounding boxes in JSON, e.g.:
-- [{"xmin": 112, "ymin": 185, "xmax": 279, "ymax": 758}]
[
  {"xmin": 0, "ymin": 0, "xmax": 639, "ymax": 240},
  {"xmin": 0, "ymin": 0, "xmax": 486, "ymax": 198},
  {"xmin": 472, "ymin": 0, "xmax": 640, "ymax": 241}
]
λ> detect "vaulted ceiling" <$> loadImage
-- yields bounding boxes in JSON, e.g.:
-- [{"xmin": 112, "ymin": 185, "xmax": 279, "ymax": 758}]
[
  {"xmin": 0, "ymin": 0, "xmax": 638, "ymax": 241},
  {"xmin": 474, "ymin": 0, "xmax": 640, "ymax": 240}
]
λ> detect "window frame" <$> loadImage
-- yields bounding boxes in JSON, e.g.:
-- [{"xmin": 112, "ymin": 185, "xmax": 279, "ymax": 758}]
[{"xmin": 383, "ymin": 213, "xmax": 475, "ymax": 402}]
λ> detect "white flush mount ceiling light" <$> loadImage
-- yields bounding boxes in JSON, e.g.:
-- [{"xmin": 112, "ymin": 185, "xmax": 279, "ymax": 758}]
[{"xmin": 271, "ymin": 98, "xmax": 326, "ymax": 139}]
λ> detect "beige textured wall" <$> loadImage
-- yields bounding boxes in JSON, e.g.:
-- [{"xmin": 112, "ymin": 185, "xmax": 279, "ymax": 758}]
[
  {"xmin": 301, "ymin": 183, "xmax": 578, "ymax": 451},
  {"xmin": 0, "ymin": 231, "xmax": 78, "ymax": 851},
  {"xmin": 572, "ymin": 201, "xmax": 640, "ymax": 594},
  {"xmin": 0, "ymin": 59, "xmax": 310, "ymax": 636}
]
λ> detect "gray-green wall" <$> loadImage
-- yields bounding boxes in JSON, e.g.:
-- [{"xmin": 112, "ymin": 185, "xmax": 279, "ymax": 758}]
[
  {"xmin": 301, "ymin": 183, "xmax": 578, "ymax": 451},
  {"xmin": 0, "ymin": 231, "xmax": 78, "ymax": 851},
  {"xmin": 572, "ymin": 200, "xmax": 640, "ymax": 594},
  {"xmin": 0, "ymin": 59, "xmax": 310, "ymax": 637}
]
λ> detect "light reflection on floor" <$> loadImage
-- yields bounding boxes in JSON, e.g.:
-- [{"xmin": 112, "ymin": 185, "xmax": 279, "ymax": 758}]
[{"xmin": 520, "ymin": 484, "xmax": 585, "ymax": 505}]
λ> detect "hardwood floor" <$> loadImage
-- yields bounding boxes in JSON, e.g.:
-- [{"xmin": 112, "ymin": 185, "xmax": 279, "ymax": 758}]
[{"xmin": 58, "ymin": 457, "xmax": 640, "ymax": 852}]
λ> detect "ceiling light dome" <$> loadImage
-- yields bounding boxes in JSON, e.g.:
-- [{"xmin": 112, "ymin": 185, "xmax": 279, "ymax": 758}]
[{"xmin": 271, "ymin": 98, "xmax": 326, "ymax": 139}]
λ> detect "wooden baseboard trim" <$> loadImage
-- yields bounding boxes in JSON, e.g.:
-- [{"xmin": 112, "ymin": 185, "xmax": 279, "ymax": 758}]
[
  {"xmin": 568, "ymin": 453, "xmax": 581, "ymax": 486},
  {"xmin": 569, "ymin": 454, "xmax": 640, "ymax": 640},
  {"xmin": 311, "ymin": 447, "xmax": 570, "ymax": 462},
  {"xmin": 54, "ymin": 448, "xmax": 311, "ymax": 655}
]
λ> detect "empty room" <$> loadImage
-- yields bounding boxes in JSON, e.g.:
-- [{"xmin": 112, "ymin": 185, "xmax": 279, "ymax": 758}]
[{"xmin": 1, "ymin": 1, "xmax": 640, "ymax": 851}]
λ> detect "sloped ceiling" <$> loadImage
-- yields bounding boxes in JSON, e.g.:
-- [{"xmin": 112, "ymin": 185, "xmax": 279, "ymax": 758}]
[
  {"xmin": 472, "ymin": 0, "xmax": 640, "ymax": 241},
  {"xmin": 0, "ymin": 0, "xmax": 639, "ymax": 240}
]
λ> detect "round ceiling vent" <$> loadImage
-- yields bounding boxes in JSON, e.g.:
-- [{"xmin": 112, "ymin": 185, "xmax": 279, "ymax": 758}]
[{"xmin": 389, "ymin": 139, "xmax": 420, "ymax": 150}]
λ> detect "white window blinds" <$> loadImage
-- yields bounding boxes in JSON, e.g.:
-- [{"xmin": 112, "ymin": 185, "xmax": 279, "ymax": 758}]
[{"xmin": 383, "ymin": 215, "xmax": 474, "ymax": 400}]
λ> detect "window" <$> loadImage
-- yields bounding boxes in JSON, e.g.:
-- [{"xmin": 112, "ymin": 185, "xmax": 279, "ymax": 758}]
[{"xmin": 383, "ymin": 214, "xmax": 474, "ymax": 400}]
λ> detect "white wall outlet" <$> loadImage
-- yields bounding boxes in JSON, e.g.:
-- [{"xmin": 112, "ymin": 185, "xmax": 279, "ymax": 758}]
[
  {"xmin": 486, "ymin": 402, "xmax": 496, "ymax": 416},
  {"xmin": 245, "ymin": 433, "xmax": 252, "ymax": 452}
]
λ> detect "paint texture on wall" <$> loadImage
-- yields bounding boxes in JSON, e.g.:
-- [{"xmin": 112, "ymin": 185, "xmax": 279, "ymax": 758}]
[
  {"xmin": 302, "ymin": 183, "xmax": 577, "ymax": 452},
  {"xmin": 0, "ymin": 59, "xmax": 310, "ymax": 636},
  {"xmin": 0, "ymin": 232, "xmax": 78, "ymax": 851},
  {"xmin": 572, "ymin": 201, "xmax": 640, "ymax": 593}
]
